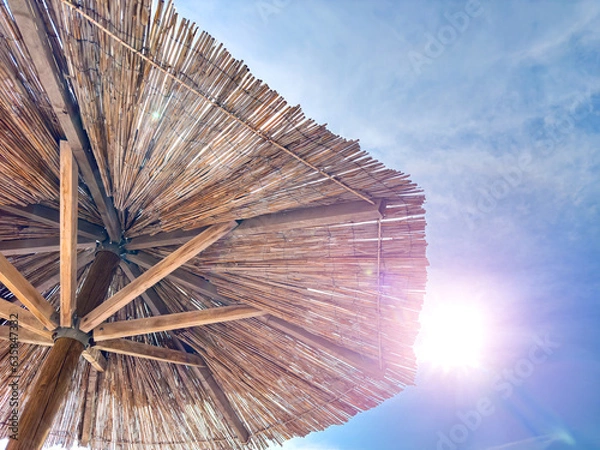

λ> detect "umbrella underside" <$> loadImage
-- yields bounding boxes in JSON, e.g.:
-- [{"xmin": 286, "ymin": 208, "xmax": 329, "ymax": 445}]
[{"xmin": 0, "ymin": 0, "xmax": 427, "ymax": 449}]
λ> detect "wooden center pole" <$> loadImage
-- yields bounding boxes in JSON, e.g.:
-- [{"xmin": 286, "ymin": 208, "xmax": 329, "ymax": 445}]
[{"xmin": 7, "ymin": 250, "xmax": 120, "ymax": 450}]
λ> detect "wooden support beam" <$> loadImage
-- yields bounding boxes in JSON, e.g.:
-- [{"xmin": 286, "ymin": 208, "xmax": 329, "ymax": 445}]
[
  {"xmin": 94, "ymin": 339, "xmax": 206, "ymax": 367},
  {"xmin": 7, "ymin": 250, "xmax": 120, "ymax": 450},
  {"xmin": 60, "ymin": 141, "xmax": 78, "ymax": 327},
  {"xmin": 0, "ymin": 237, "xmax": 95, "ymax": 256},
  {"xmin": 8, "ymin": 0, "xmax": 121, "ymax": 241},
  {"xmin": 259, "ymin": 316, "xmax": 385, "ymax": 378},
  {"xmin": 79, "ymin": 368, "xmax": 98, "ymax": 446},
  {"xmin": 0, "ymin": 204, "xmax": 105, "ymax": 241},
  {"xmin": 126, "ymin": 252, "xmax": 220, "ymax": 300},
  {"xmin": 80, "ymin": 222, "xmax": 237, "ymax": 332},
  {"xmin": 175, "ymin": 337, "xmax": 249, "ymax": 443},
  {"xmin": 124, "ymin": 200, "xmax": 384, "ymax": 252},
  {"xmin": 0, "ymin": 253, "xmax": 57, "ymax": 330},
  {"xmin": 236, "ymin": 199, "xmax": 384, "ymax": 234},
  {"xmin": 196, "ymin": 363, "xmax": 250, "ymax": 443},
  {"xmin": 94, "ymin": 305, "xmax": 265, "ymax": 341},
  {"xmin": 0, "ymin": 298, "xmax": 52, "ymax": 339},
  {"xmin": 119, "ymin": 261, "xmax": 169, "ymax": 316},
  {"xmin": 125, "ymin": 228, "xmax": 208, "ymax": 251},
  {"xmin": 0, "ymin": 324, "xmax": 53, "ymax": 346},
  {"xmin": 82, "ymin": 347, "xmax": 107, "ymax": 372}
]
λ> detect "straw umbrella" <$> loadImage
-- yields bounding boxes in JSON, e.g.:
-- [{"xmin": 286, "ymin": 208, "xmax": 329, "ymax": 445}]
[{"xmin": 0, "ymin": 0, "xmax": 427, "ymax": 448}]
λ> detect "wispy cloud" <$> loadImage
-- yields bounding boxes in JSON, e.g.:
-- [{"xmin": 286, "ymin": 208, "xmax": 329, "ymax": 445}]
[{"xmin": 485, "ymin": 431, "xmax": 576, "ymax": 449}]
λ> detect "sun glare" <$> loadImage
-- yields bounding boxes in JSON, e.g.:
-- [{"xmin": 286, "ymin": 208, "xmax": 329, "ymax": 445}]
[{"xmin": 416, "ymin": 304, "xmax": 487, "ymax": 371}]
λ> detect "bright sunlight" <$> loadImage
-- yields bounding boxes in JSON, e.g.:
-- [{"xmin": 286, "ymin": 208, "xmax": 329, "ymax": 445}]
[{"xmin": 415, "ymin": 304, "xmax": 487, "ymax": 371}]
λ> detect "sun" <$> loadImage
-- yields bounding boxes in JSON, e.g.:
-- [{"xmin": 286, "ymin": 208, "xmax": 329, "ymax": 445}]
[{"xmin": 415, "ymin": 303, "xmax": 487, "ymax": 371}]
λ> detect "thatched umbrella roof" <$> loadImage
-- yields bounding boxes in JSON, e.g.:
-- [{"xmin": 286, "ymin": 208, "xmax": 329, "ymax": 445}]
[{"xmin": 0, "ymin": 0, "xmax": 427, "ymax": 448}]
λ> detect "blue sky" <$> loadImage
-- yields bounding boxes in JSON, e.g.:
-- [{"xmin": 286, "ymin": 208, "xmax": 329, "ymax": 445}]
[
  {"xmin": 170, "ymin": 1, "xmax": 600, "ymax": 449},
  {"xmin": 2, "ymin": 1, "xmax": 595, "ymax": 449}
]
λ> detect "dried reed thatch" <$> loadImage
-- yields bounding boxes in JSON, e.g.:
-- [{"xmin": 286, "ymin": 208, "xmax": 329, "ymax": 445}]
[{"xmin": 0, "ymin": 0, "xmax": 427, "ymax": 448}]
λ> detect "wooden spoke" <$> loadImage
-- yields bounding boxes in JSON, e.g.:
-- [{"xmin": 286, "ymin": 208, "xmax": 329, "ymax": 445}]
[
  {"xmin": 8, "ymin": 0, "xmax": 121, "ymax": 241},
  {"xmin": 124, "ymin": 200, "xmax": 384, "ymax": 251},
  {"xmin": 94, "ymin": 339, "xmax": 206, "ymax": 367},
  {"xmin": 82, "ymin": 347, "xmax": 107, "ymax": 372},
  {"xmin": 0, "ymin": 299, "xmax": 52, "ymax": 339},
  {"xmin": 80, "ymin": 222, "xmax": 237, "ymax": 332},
  {"xmin": 173, "ymin": 336, "xmax": 249, "ymax": 443},
  {"xmin": 0, "ymin": 204, "xmax": 105, "ymax": 241},
  {"xmin": 259, "ymin": 316, "xmax": 385, "ymax": 378},
  {"xmin": 0, "ymin": 253, "xmax": 57, "ymax": 330},
  {"xmin": 60, "ymin": 140, "xmax": 78, "ymax": 327},
  {"xmin": 126, "ymin": 253, "xmax": 221, "ymax": 300},
  {"xmin": 0, "ymin": 324, "xmax": 53, "ymax": 346},
  {"xmin": 0, "ymin": 238, "xmax": 95, "ymax": 256},
  {"xmin": 93, "ymin": 305, "xmax": 265, "ymax": 341},
  {"xmin": 235, "ymin": 199, "xmax": 384, "ymax": 235},
  {"xmin": 125, "ymin": 228, "xmax": 208, "ymax": 251},
  {"xmin": 194, "ymin": 358, "xmax": 250, "ymax": 443},
  {"xmin": 79, "ymin": 368, "xmax": 99, "ymax": 446},
  {"xmin": 119, "ymin": 261, "xmax": 170, "ymax": 316}
]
